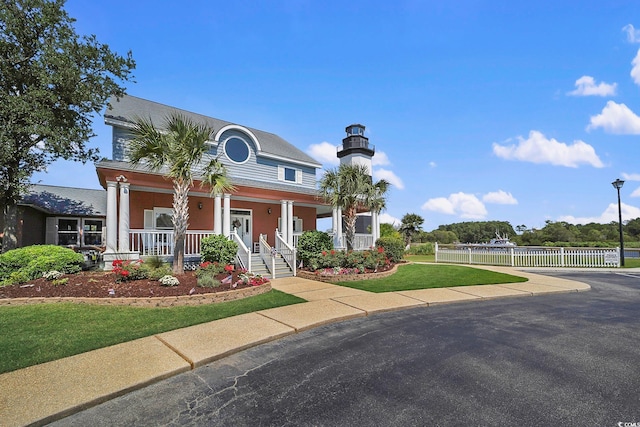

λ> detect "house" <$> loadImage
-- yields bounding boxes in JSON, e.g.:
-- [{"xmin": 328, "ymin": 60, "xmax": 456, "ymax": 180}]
[
  {"xmin": 98, "ymin": 95, "xmax": 382, "ymax": 273},
  {"xmin": 0, "ymin": 184, "xmax": 107, "ymax": 260}
]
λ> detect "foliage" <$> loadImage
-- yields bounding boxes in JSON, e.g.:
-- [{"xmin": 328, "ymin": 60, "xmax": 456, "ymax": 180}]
[
  {"xmin": 128, "ymin": 114, "xmax": 235, "ymax": 274},
  {"xmin": 143, "ymin": 255, "xmax": 165, "ymax": 270},
  {"xmin": 375, "ymin": 236, "xmax": 405, "ymax": 262},
  {"xmin": 236, "ymin": 272, "xmax": 269, "ymax": 287},
  {"xmin": 319, "ymin": 163, "xmax": 390, "ymax": 250},
  {"xmin": 0, "ymin": 290, "xmax": 305, "ymax": 374},
  {"xmin": 379, "ymin": 223, "xmax": 401, "ymax": 239},
  {"xmin": 406, "ymin": 243, "xmax": 435, "ymax": 255},
  {"xmin": 417, "ymin": 229, "xmax": 458, "ymax": 244},
  {"xmin": 200, "ymin": 235, "xmax": 238, "ymax": 265},
  {"xmin": 195, "ymin": 261, "xmax": 228, "ymax": 288},
  {"xmin": 307, "ymin": 247, "xmax": 388, "ymax": 272},
  {"xmin": 158, "ymin": 275, "xmax": 180, "ymax": 287},
  {"xmin": 142, "ymin": 263, "xmax": 173, "ymax": 281},
  {"xmin": 111, "ymin": 259, "xmax": 148, "ymax": 282},
  {"xmin": 51, "ymin": 278, "xmax": 68, "ymax": 286},
  {"xmin": 0, "ymin": 245, "xmax": 83, "ymax": 285},
  {"xmin": 297, "ymin": 230, "xmax": 333, "ymax": 265},
  {"xmin": 399, "ymin": 213, "xmax": 424, "ymax": 245},
  {"xmin": 0, "ymin": 0, "xmax": 135, "ymax": 251},
  {"xmin": 197, "ymin": 274, "xmax": 221, "ymax": 288},
  {"xmin": 437, "ymin": 221, "xmax": 516, "ymax": 244}
]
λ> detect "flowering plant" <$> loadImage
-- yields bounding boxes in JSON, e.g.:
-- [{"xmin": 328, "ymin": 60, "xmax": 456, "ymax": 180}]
[
  {"xmin": 159, "ymin": 275, "xmax": 180, "ymax": 287},
  {"xmin": 112, "ymin": 259, "xmax": 147, "ymax": 282},
  {"xmin": 224, "ymin": 264, "xmax": 234, "ymax": 273},
  {"xmin": 236, "ymin": 272, "xmax": 269, "ymax": 286}
]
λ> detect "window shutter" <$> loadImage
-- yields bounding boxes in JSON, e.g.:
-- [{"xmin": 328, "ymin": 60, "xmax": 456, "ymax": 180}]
[
  {"xmin": 45, "ymin": 217, "xmax": 57, "ymax": 245},
  {"xmin": 296, "ymin": 169, "xmax": 302, "ymax": 184},
  {"xmin": 144, "ymin": 210, "xmax": 154, "ymax": 229},
  {"xmin": 278, "ymin": 166, "xmax": 284, "ymax": 181}
]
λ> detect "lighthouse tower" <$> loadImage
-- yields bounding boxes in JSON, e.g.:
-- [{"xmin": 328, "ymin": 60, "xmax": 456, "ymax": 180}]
[
  {"xmin": 337, "ymin": 124, "xmax": 375, "ymax": 174},
  {"xmin": 334, "ymin": 124, "xmax": 380, "ymax": 246}
]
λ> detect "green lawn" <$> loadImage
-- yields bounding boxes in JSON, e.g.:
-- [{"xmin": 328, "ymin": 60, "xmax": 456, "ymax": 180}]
[
  {"xmin": 334, "ymin": 263, "xmax": 528, "ymax": 292},
  {"xmin": 624, "ymin": 258, "xmax": 640, "ymax": 268},
  {"xmin": 0, "ymin": 290, "xmax": 304, "ymax": 374}
]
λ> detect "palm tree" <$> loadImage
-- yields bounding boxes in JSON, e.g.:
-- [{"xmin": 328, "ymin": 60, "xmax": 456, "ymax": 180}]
[
  {"xmin": 128, "ymin": 113, "xmax": 235, "ymax": 275},
  {"xmin": 399, "ymin": 213, "xmax": 424, "ymax": 246},
  {"xmin": 319, "ymin": 163, "xmax": 390, "ymax": 250}
]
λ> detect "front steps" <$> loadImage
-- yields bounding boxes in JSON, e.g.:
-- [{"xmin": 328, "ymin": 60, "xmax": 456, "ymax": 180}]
[{"xmin": 250, "ymin": 253, "xmax": 294, "ymax": 278}]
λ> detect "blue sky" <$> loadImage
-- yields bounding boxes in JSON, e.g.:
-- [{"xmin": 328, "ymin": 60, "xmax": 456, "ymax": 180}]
[{"xmin": 33, "ymin": 0, "xmax": 640, "ymax": 231}]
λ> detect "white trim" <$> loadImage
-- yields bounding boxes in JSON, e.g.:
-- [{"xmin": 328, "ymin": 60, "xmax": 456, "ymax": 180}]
[
  {"xmin": 153, "ymin": 207, "xmax": 174, "ymax": 230},
  {"xmin": 278, "ymin": 165, "xmax": 302, "ymax": 184},
  {"xmin": 214, "ymin": 124, "xmax": 262, "ymax": 151},
  {"xmin": 222, "ymin": 136, "xmax": 251, "ymax": 164},
  {"xmin": 257, "ymin": 151, "xmax": 322, "ymax": 168}
]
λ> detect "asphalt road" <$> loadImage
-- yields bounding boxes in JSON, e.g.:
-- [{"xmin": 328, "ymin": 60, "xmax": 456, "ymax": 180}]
[{"xmin": 51, "ymin": 271, "xmax": 640, "ymax": 426}]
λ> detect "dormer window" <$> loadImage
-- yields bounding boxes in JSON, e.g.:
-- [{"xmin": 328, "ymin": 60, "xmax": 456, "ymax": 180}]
[{"xmin": 224, "ymin": 137, "xmax": 250, "ymax": 164}]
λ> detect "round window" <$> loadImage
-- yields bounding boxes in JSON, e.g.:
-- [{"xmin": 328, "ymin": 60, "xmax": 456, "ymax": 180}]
[{"xmin": 224, "ymin": 137, "xmax": 250, "ymax": 163}]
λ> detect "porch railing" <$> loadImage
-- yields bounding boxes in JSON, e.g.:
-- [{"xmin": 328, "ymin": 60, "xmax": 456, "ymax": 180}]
[
  {"xmin": 292, "ymin": 232, "xmax": 375, "ymax": 250},
  {"xmin": 435, "ymin": 243, "xmax": 621, "ymax": 268},
  {"xmin": 259, "ymin": 233, "xmax": 276, "ymax": 278},
  {"xmin": 129, "ymin": 230, "xmax": 215, "ymax": 257},
  {"xmin": 230, "ymin": 229, "xmax": 251, "ymax": 272},
  {"xmin": 276, "ymin": 228, "xmax": 296, "ymax": 276}
]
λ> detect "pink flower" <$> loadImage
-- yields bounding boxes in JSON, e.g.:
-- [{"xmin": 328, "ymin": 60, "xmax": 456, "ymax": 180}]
[{"xmin": 224, "ymin": 264, "xmax": 234, "ymax": 272}]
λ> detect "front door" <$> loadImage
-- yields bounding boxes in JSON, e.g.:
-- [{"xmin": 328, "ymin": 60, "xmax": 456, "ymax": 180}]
[{"xmin": 230, "ymin": 209, "xmax": 252, "ymax": 250}]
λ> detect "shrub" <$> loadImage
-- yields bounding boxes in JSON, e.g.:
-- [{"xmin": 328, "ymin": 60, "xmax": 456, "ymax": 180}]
[
  {"xmin": 200, "ymin": 235, "xmax": 238, "ymax": 265},
  {"xmin": 375, "ymin": 237, "xmax": 405, "ymax": 262},
  {"xmin": 0, "ymin": 245, "xmax": 84, "ymax": 286},
  {"xmin": 297, "ymin": 231, "xmax": 333, "ymax": 266},
  {"xmin": 51, "ymin": 278, "xmax": 68, "ymax": 286},
  {"xmin": 197, "ymin": 275, "xmax": 221, "ymax": 288},
  {"xmin": 159, "ymin": 275, "xmax": 180, "ymax": 286},
  {"xmin": 145, "ymin": 264, "xmax": 173, "ymax": 281},
  {"xmin": 112, "ymin": 259, "xmax": 148, "ymax": 282},
  {"xmin": 143, "ymin": 255, "xmax": 165, "ymax": 269},
  {"xmin": 406, "ymin": 243, "xmax": 434, "ymax": 255}
]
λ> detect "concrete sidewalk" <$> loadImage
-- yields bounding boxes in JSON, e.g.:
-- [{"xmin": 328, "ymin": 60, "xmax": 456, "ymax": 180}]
[{"xmin": 0, "ymin": 266, "xmax": 592, "ymax": 427}]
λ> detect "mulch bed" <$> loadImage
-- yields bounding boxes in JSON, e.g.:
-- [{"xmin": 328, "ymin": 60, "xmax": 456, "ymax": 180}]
[{"xmin": 0, "ymin": 270, "xmax": 252, "ymax": 299}]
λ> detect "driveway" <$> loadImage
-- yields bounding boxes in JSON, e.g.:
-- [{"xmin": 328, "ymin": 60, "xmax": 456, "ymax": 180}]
[{"xmin": 52, "ymin": 271, "xmax": 640, "ymax": 426}]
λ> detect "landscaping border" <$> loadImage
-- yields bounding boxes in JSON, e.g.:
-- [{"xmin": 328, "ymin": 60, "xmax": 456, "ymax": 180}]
[
  {"xmin": 297, "ymin": 262, "xmax": 402, "ymax": 283},
  {"xmin": 0, "ymin": 283, "xmax": 272, "ymax": 308}
]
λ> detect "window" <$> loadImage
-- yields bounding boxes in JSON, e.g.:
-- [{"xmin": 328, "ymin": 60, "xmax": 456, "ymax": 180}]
[
  {"xmin": 278, "ymin": 166, "xmax": 302, "ymax": 184},
  {"xmin": 224, "ymin": 137, "xmax": 250, "ymax": 163},
  {"xmin": 46, "ymin": 217, "xmax": 105, "ymax": 246},
  {"xmin": 155, "ymin": 208, "xmax": 173, "ymax": 229}
]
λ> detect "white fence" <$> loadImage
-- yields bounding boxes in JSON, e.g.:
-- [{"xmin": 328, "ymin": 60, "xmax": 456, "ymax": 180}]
[{"xmin": 435, "ymin": 243, "xmax": 621, "ymax": 268}]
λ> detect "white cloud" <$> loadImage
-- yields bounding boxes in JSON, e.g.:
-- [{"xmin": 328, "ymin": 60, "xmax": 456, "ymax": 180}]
[
  {"xmin": 429, "ymin": 161, "xmax": 437, "ymax": 168},
  {"xmin": 307, "ymin": 141, "xmax": 339, "ymax": 166},
  {"xmin": 372, "ymin": 150, "xmax": 390, "ymax": 166},
  {"xmin": 632, "ymin": 49, "xmax": 640, "ymax": 86},
  {"xmin": 587, "ymin": 101, "xmax": 640, "ymax": 134},
  {"xmin": 421, "ymin": 192, "xmax": 487, "ymax": 219},
  {"xmin": 558, "ymin": 203, "xmax": 640, "ymax": 224},
  {"xmin": 482, "ymin": 190, "xmax": 518, "ymax": 205},
  {"xmin": 567, "ymin": 76, "xmax": 617, "ymax": 97},
  {"xmin": 379, "ymin": 212, "xmax": 401, "ymax": 226},
  {"xmin": 373, "ymin": 168, "xmax": 404, "ymax": 190},
  {"xmin": 631, "ymin": 187, "xmax": 640, "ymax": 197},
  {"xmin": 623, "ymin": 24, "xmax": 640, "ymax": 43},
  {"xmin": 493, "ymin": 130, "xmax": 604, "ymax": 168},
  {"xmin": 622, "ymin": 173, "xmax": 640, "ymax": 181}
]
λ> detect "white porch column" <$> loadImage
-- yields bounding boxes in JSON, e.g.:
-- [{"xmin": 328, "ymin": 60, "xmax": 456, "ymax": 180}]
[
  {"xmin": 118, "ymin": 182, "xmax": 130, "ymax": 252},
  {"xmin": 280, "ymin": 200, "xmax": 288, "ymax": 241},
  {"xmin": 332, "ymin": 207, "xmax": 339, "ymax": 247},
  {"xmin": 223, "ymin": 194, "xmax": 231, "ymax": 237},
  {"xmin": 336, "ymin": 207, "xmax": 343, "ymax": 248},
  {"xmin": 105, "ymin": 181, "xmax": 118, "ymax": 253},
  {"xmin": 371, "ymin": 210, "xmax": 379, "ymax": 246},
  {"xmin": 287, "ymin": 200, "xmax": 294, "ymax": 246},
  {"xmin": 214, "ymin": 194, "xmax": 222, "ymax": 235}
]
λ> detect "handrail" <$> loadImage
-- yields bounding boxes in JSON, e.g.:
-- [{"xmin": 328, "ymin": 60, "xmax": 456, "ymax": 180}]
[
  {"xmin": 275, "ymin": 228, "xmax": 296, "ymax": 276},
  {"xmin": 230, "ymin": 229, "xmax": 251, "ymax": 272},
  {"xmin": 259, "ymin": 234, "xmax": 277, "ymax": 278}
]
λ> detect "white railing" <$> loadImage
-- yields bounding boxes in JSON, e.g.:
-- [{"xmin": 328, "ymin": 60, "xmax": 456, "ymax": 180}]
[
  {"xmin": 276, "ymin": 228, "xmax": 296, "ymax": 276},
  {"xmin": 435, "ymin": 243, "xmax": 621, "ymax": 268},
  {"xmin": 230, "ymin": 229, "xmax": 251, "ymax": 272},
  {"xmin": 259, "ymin": 233, "xmax": 276, "ymax": 278},
  {"xmin": 129, "ymin": 230, "xmax": 216, "ymax": 257}
]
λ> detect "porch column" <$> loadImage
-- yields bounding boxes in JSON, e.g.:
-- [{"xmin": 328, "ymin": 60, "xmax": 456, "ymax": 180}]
[
  {"xmin": 105, "ymin": 181, "xmax": 118, "ymax": 253},
  {"xmin": 214, "ymin": 194, "xmax": 222, "ymax": 235},
  {"xmin": 223, "ymin": 194, "xmax": 231, "ymax": 237},
  {"xmin": 118, "ymin": 181, "xmax": 130, "ymax": 252},
  {"xmin": 280, "ymin": 200, "xmax": 288, "ymax": 242},
  {"xmin": 336, "ymin": 207, "xmax": 343, "ymax": 248},
  {"xmin": 371, "ymin": 210, "xmax": 379, "ymax": 246},
  {"xmin": 287, "ymin": 200, "xmax": 294, "ymax": 246}
]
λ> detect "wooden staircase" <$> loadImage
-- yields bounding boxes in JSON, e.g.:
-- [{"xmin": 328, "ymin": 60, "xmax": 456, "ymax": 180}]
[{"xmin": 250, "ymin": 253, "xmax": 294, "ymax": 278}]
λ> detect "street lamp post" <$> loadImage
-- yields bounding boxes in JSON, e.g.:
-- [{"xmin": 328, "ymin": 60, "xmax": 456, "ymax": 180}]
[{"xmin": 612, "ymin": 178, "xmax": 625, "ymax": 267}]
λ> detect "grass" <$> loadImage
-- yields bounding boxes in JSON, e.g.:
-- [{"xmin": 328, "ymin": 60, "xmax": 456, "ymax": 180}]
[
  {"xmin": 623, "ymin": 258, "xmax": 640, "ymax": 268},
  {"xmin": 0, "ymin": 290, "xmax": 304, "ymax": 374},
  {"xmin": 334, "ymin": 263, "xmax": 528, "ymax": 293},
  {"xmin": 405, "ymin": 254, "xmax": 435, "ymax": 263}
]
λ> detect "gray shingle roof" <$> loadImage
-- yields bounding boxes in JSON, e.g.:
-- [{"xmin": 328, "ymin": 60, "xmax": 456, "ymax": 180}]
[
  {"xmin": 105, "ymin": 95, "xmax": 322, "ymax": 167},
  {"xmin": 21, "ymin": 184, "xmax": 107, "ymax": 216}
]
